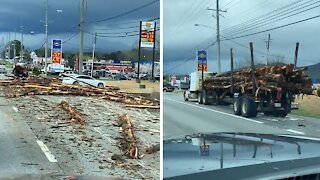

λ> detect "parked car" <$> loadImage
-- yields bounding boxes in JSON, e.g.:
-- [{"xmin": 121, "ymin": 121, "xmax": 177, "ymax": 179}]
[
  {"xmin": 62, "ymin": 75, "xmax": 105, "ymax": 88},
  {"xmin": 0, "ymin": 67, "xmax": 7, "ymax": 74},
  {"xmin": 114, "ymin": 74, "xmax": 131, "ymax": 80},
  {"xmin": 59, "ymin": 71, "xmax": 78, "ymax": 77},
  {"xmin": 163, "ymin": 83, "xmax": 175, "ymax": 92}
]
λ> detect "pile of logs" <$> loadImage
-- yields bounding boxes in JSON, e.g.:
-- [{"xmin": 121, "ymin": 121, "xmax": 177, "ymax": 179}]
[
  {"xmin": 204, "ymin": 64, "xmax": 313, "ymax": 95},
  {"xmin": 0, "ymin": 76, "xmax": 160, "ymax": 109}
]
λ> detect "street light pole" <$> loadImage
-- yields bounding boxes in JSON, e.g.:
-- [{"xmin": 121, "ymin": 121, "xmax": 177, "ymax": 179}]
[
  {"xmin": 44, "ymin": 0, "xmax": 48, "ymax": 76},
  {"xmin": 20, "ymin": 26, "xmax": 24, "ymax": 62},
  {"xmin": 79, "ymin": 0, "xmax": 85, "ymax": 75},
  {"xmin": 13, "ymin": 30, "xmax": 16, "ymax": 65},
  {"xmin": 91, "ymin": 32, "xmax": 97, "ymax": 77}
]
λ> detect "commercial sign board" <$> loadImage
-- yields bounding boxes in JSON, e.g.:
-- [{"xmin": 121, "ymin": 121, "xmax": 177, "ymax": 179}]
[
  {"xmin": 51, "ymin": 39, "xmax": 62, "ymax": 65},
  {"xmin": 197, "ymin": 50, "xmax": 207, "ymax": 72},
  {"xmin": 140, "ymin": 21, "xmax": 156, "ymax": 48}
]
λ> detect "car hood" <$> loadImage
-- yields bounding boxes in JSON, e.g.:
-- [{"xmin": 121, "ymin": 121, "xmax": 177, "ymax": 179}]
[{"xmin": 163, "ymin": 132, "xmax": 320, "ymax": 178}]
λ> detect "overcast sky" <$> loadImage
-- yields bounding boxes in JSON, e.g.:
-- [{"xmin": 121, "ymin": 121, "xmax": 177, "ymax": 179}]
[
  {"xmin": 0, "ymin": 0, "xmax": 159, "ymax": 53},
  {"xmin": 164, "ymin": 0, "xmax": 320, "ymax": 75}
]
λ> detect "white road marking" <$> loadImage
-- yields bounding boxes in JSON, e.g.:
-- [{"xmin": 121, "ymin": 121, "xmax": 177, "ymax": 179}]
[
  {"xmin": 94, "ymin": 127, "xmax": 116, "ymax": 144},
  {"xmin": 12, "ymin": 107, "xmax": 18, "ymax": 112},
  {"xmin": 285, "ymin": 129, "xmax": 305, "ymax": 135},
  {"xmin": 36, "ymin": 140, "xmax": 57, "ymax": 162},
  {"xmin": 165, "ymin": 98, "xmax": 263, "ymax": 124}
]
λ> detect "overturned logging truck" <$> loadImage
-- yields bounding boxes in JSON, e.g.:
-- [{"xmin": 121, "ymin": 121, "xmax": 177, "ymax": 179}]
[{"xmin": 184, "ymin": 43, "xmax": 313, "ymax": 118}]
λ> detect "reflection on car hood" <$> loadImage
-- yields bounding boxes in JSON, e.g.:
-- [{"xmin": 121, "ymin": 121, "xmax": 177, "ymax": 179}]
[{"xmin": 163, "ymin": 132, "xmax": 320, "ymax": 178}]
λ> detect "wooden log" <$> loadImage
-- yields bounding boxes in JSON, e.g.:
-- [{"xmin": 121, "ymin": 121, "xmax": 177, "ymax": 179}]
[
  {"xmin": 125, "ymin": 104, "xmax": 160, "ymax": 109},
  {"xmin": 144, "ymin": 143, "xmax": 160, "ymax": 154},
  {"xmin": 118, "ymin": 114, "xmax": 139, "ymax": 159},
  {"xmin": 58, "ymin": 101, "xmax": 86, "ymax": 125}
]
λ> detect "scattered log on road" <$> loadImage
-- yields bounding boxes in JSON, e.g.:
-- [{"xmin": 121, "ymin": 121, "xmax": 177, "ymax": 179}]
[
  {"xmin": 118, "ymin": 114, "xmax": 139, "ymax": 159},
  {"xmin": 144, "ymin": 143, "xmax": 160, "ymax": 154},
  {"xmin": 0, "ymin": 76, "xmax": 160, "ymax": 108},
  {"xmin": 58, "ymin": 101, "xmax": 86, "ymax": 125}
]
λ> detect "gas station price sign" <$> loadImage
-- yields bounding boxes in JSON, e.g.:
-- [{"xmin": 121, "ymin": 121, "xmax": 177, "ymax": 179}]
[{"xmin": 51, "ymin": 39, "xmax": 62, "ymax": 64}]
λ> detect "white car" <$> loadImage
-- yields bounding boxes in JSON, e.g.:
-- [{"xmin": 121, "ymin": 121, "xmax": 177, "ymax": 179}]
[{"xmin": 62, "ymin": 75, "xmax": 105, "ymax": 88}]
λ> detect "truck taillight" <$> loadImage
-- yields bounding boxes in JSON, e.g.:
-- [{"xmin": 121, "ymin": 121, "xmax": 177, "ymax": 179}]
[{"xmin": 276, "ymin": 88, "xmax": 282, "ymax": 102}]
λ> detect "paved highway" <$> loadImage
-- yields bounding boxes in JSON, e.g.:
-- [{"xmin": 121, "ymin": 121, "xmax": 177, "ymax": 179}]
[
  {"xmin": 164, "ymin": 92, "xmax": 320, "ymax": 139},
  {"xmin": 0, "ymin": 97, "xmax": 62, "ymax": 175}
]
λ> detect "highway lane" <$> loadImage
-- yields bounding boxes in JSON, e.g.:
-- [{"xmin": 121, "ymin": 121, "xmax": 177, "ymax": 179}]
[
  {"xmin": 164, "ymin": 92, "xmax": 320, "ymax": 139},
  {"xmin": 0, "ymin": 97, "xmax": 62, "ymax": 175}
]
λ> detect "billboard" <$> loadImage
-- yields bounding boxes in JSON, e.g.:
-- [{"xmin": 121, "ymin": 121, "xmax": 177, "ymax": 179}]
[
  {"xmin": 197, "ymin": 50, "xmax": 207, "ymax": 72},
  {"xmin": 51, "ymin": 39, "xmax": 62, "ymax": 65},
  {"xmin": 140, "ymin": 21, "xmax": 156, "ymax": 48}
]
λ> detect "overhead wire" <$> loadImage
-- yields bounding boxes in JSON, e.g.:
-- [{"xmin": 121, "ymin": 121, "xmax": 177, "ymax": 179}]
[
  {"xmin": 85, "ymin": 0, "xmax": 159, "ymax": 24},
  {"xmin": 221, "ymin": 0, "xmax": 304, "ymax": 34},
  {"xmin": 223, "ymin": 0, "xmax": 320, "ymax": 37},
  {"xmin": 221, "ymin": 13, "xmax": 320, "ymax": 41}
]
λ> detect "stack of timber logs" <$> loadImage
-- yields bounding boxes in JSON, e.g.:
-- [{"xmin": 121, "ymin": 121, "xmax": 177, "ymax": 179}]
[
  {"xmin": 204, "ymin": 64, "xmax": 313, "ymax": 95},
  {"xmin": 0, "ymin": 76, "xmax": 159, "ymax": 109}
]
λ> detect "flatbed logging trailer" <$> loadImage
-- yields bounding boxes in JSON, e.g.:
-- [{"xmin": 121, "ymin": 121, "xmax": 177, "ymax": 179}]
[{"xmin": 184, "ymin": 43, "xmax": 313, "ymax": 118}]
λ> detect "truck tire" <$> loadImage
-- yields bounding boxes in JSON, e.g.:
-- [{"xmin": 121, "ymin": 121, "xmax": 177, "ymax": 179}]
[
  {"xmin": 211, "ymin": 91, "xmax": 219, "ymax": 105},
  {"xmin": 273, "ymin": 110, "xmax": 288, "ymax": 117},
  {"xmin": 183, "ymin": 91, "xmax": 189, "ymax": 101},
  {"xmin": 198, "ymin": 92, "xmax": 203, "ymax": 104},
  {"xmin": 241, "ymin": 97, "xmax": 257, "ymax": 118},
  {"xmin": 233, "ymin": 97, "xmax": 242, "ymax": 115},
  {"xmin": 202, "ymin": 90, "xmax": 210, "ymax": 105}
]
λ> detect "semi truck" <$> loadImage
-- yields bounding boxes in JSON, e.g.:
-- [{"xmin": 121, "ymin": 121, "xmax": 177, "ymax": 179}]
[
  {"xmin": 183, "ymin": 43, "xmax": 313, "ymax": 118},
  {"xmin": 183, "ymin": 65, "xmax": 312, "ymax": 118}
]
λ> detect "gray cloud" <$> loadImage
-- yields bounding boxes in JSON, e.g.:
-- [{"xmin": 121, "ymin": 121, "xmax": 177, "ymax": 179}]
[{"xmin": 0, "ymin": 0, "xmax": 159, "ymax": 52}]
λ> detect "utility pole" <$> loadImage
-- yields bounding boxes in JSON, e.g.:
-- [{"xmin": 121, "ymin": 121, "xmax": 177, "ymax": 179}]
[
  {"xmin": 264, "ymin": 34, "xmax": 272, "ymax": 65},
  {"xmin": 20, "ymin": 26, "xmax": 24, "ymax": 62},
  {"xmin": 91, "ymin": 32, "xmax": 97, "ymax": 77},
  {"xmin": 207, "ymin": 0, "xmax": 226, "ymax": 74},
  {"xmin": 79, "ymin": 0, "xmax": 85, "ymax": 75},
  {"xmin": 44, "ymin": 0, "xmax": 49, "ymax": 76},
  {"xmin": 294, "ymin": 42, "xmax": 299, "ymax": 69}
]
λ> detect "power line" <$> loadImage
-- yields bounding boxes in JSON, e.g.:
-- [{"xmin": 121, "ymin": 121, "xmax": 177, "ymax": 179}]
[
  {"xmin": 87, "ymin": 28, "xmax": 160, "ymax": 38},
  {"xmin": 85, "ymin": 0, "xmax": 159, "ymax": 24},
  {"xmin": 62, "ymin": 32, "xmax": 79, "ymax": 44},
  {"xmin": 221, "ymin": 13, "xmax": 320, "ymax": 41},
  {"xmin": 224, "ymin": 0, "xmax": 242, "ymax": 10},
  {"xmin": 165, "ymin": 40, "xmax": 217, "ymax": 73},
  {"xmin": 221, "ymin": 0, "xmax": 236, "ymax": 9},
  {"xmin": 221, "ymin": 0, "xmax": 304, "ymax": 33},
  {"xmin": 223, "ymin": 0, "xmax": 320, "ymax": 37}
]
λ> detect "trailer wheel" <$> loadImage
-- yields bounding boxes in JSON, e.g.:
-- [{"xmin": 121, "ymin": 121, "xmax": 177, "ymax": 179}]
[
  {"xmin": 273, "ymin": 110, "xmax": 288, "ymax": 117},
  {"xmin": 198, "ymin": 92, "xmax": 203, "ymax": 104},
  {"xmin": 211, "ymin": 91, "xmax": 219, "ymax": 105},
  {"xmin": 202, "ymin": 91, "xmax": 210, "ymax": 105},
  {"xmin": 241, "ymin": 97, "xmax": 257, "ymax": 118},
  {"xmin": 233, "ymin": 97, "xmax": 242, "ymax": 115},
  {"xmin": 183, "ymin": 91, "xmax": 189, "ymax": 101}
]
